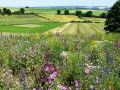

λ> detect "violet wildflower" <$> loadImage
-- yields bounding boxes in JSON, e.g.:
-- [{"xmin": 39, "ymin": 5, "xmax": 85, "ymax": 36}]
[
  {"xmin": 90, "ymin": 85, "xmax": 94, "ymax": 90},
  {"xmin": 84, "ymin": 68, "xmax": 90, "ymax": 74},
  {"xmin": 37, "ymin": 87, "xmax": 42, "ymax": 90},
  {"xmin": 112, "ymin": 59, "xmax": 114, "ymax": 64},
  {"xmin": 74, "ymin": 80, "xmax": 80, "ymax": 87}
]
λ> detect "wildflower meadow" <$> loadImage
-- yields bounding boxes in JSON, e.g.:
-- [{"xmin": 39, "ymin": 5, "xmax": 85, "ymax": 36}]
[{"xmin": 0, "ymin": 33, "xmax": 120, "ymax": 90}]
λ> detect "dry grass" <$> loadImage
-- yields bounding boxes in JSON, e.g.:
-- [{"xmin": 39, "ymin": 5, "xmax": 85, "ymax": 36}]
[{"xmin": 37, "ymin": 14, "xmax": 83, "ymax": 22}]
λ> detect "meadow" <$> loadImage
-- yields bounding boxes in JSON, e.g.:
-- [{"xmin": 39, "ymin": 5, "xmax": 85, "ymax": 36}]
[
  {"xmin": 0, "ymin": 33, "xmax": 120, "ymax": 90},
  {"xmin": 0, "ymin": 8, "xmax": 120, "ymax": 90}
]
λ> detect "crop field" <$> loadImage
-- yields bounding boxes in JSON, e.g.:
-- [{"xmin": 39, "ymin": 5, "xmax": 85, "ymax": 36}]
[
  {"xmin": 0, "ymin": 15, "xmax": 52, "ymax": 25},
  {"xmin": 37, "ymin": 14, "xmax": 83, "ymax": 22},
  {"xmin": 82, "ymin": 17, "xmax": 105, "ymax": 22},
  {"xmin": 49, "ymin": 23, "xmax": 105, "ymax": 35}
]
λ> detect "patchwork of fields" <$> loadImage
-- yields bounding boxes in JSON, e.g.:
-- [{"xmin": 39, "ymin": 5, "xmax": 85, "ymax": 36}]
[{"xmin": 0, "ymin": 14, "xmax": 105, "ymax": 34}]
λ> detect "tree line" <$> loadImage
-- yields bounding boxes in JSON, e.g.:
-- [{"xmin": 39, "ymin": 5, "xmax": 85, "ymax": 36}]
[
  {"xmin": 57, "ymin": 9, "xmax": 107, "ymax": 18},
  {"xmin": 0, "ymin": 8, "xmax": 25, "ymax": 15}
]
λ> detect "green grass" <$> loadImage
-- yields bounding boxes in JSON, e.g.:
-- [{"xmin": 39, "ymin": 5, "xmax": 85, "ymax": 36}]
[
  {"xmin": 0, "ymin": 22, "xmax": 66, "ymax": 33},
  {"xmin": 62, "ymin": 23, "xmax": 78, "ymax": 34},
  {"xmin": 0, "ymin": 15, "xmax": 52, "ymax": 25}
]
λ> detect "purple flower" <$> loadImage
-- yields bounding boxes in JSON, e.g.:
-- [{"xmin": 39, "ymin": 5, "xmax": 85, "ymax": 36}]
[
  {"xmin": 42, "ymin": 78, "xmax": 48, "ymax": 83},
  {"xmin": 90, "ymin": 85, "xmax": 94, "ymax": 90},
  {"xmin": 74, "ymin": 80, "xmax": 80, "ymax": 87},
  {"xmin": 37, "ymin": 87, "xmax": 42, "ymax": 90},
  {"xmin": 112, "ymin": 59, "xmax": 114, "ymax": 64},
  {"xmin": 84, "ymin": 68, "xmax": 90, "ymax": 74}
]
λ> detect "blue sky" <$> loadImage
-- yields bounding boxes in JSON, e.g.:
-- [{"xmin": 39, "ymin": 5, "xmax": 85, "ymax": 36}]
[{"xmin": 0, "ymin": 0, "xmax": 117, "ymax": 7}]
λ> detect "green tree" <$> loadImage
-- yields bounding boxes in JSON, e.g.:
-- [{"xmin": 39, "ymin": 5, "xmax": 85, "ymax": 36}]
[
  {"xmin": 100, "ymin": 12, "xmax": 107, "ymax": 18},
  {"xmin": 0, "ymin": 9, "xmax": 2, "ymax": 14},
  {"xmin": 64, "ymin": 10, "xmax": 69, "ymax": 15},
  {"xmin": 57, "ymin": 10, "xmax": 61, "ymax": 15},
  {"xmin": 6, "ymin": 9, "xmax": 12, "ymax": 15},
  {"xmin": 104, "ymin": 0, "xmax": 120, "ymax": 32},
  {"xmin": 85, "ymin": 11, "xmax": 93, "ymax": 17},
  {"xmin": 2, "ymin": 8, "xmax": 7, "ymax": 14},
  {"xmin": 25, "ymin": 6, "xmax": 29, "ymax": 8},
  {"xmin": 20, "ymin": 8, "xmax": 25, "ymax": 14},
  {"xmin": 75, "ymin": 10, "xmax": 82, "ymax": 17}
]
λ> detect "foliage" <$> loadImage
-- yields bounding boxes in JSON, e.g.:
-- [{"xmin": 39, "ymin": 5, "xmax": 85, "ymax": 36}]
[
  {"xmin": 75, "ymin": 10, "xmax": 82, "ymax": 18},
  {"xmin": 57, "ymin": 10, "xmax": 61, "ymax": 15},
  {"xmin": 85, "ymin": 11, "xmax": 93, "ymax": 17},
  {"xmin": 25, "ymin": 6, "xmax": 29, "ymax": 8},
  {"xmin": 100, "ymin": 12, "xmax": 107, "ymax": 18},
  {"xmin": 64, "ymin": 10, "xmax": 69, "ymax": 15},
  {"xmin": 0, "ymin": 9, "xmax": 1, "ymax": 14},
  {"xmin": 0, "ymin": 33, "xmax": 120, "ymax": 90},
  {"xmin": 2, "ymin": 8, "xmax": 12, "ymax": 15},
  {"xmin": 20, "ymin": 8, "xmax": 25, "ymax": 14},
  {"xmin": 104, "ymin": 0, "xmax": 120, "ymax": 32}
]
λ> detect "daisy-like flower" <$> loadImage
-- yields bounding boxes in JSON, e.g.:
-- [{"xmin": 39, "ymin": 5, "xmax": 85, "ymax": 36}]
[{"xmin": 60, "ymin": 51, "xmax": 68, "ymax": 59}]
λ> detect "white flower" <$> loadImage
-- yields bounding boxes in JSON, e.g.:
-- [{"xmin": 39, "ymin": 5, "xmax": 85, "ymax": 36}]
[{"xmin": 60, "ymin": 51, "xmax": 68, "ymax": 59}]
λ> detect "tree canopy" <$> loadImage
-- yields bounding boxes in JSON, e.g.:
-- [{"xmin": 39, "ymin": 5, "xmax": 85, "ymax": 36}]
[
  {"xmin": 75, "ymin": 10, "xmax": 82, "ymax": 17},
  {"xmin": 57, "ymin": 10, "xmax": 61, "ymax": 15},
  {"xmin": 85, "ymin": 11, "xmax": 93, "ymax": 17},
  {"xmin": 64, "ymin": 10, "xmax": 69, "ymax": 15},
  {"xmin": 104, "ymin": 0, "xmax": 120, "ymax": 32},
  {"xmin": 20, "ymin": 8, "xmax": 25, "ymax": 14},
  {"xmin": 100, "ymin": 12, "xmax": 107, "ymax": 18}
]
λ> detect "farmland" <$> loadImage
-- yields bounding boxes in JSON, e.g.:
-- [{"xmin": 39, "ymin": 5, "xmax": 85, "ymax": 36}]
[
  {"xmin": 1, "ymin": 8, "xmax": 107, "ymax": 16},
  {"xmin": 0, "ymin": 7, "xmax": 120, "ymax": 90}
]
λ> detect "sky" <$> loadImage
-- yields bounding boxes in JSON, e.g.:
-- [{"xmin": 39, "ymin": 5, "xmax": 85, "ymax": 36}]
[{"xmin": 0, "ymin": 0, "xmax": 118, "ymax": 7}]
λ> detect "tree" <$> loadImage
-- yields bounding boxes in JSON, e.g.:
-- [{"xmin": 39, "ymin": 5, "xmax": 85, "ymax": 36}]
[
  {"xmin": 6, "ymin": 9, "xmax": 12, "ymax": 15},
  {"xmin": 25, "ymin": 6, "xmax": 29, "ymax": 8},
  {"xmin": 85, "ymin": 11, "xmax": 93, "ymax": 17},
  {"xmin": 0, "ymin": 9, "xmax": 2, "ymax": 14},
  {"xmin": 2, "ymin": 8, "xmax": 7, "ymax": 14},
  {"xmin": 75, "ymin": 10, "xmax": 82, "ymax": 17},
  {"xmin": 2, "ymin": 8, "xmax": 12, "ymax": 15},
  {"xmin": 100, "ymin": 12, "xmax": 107, "ymax": 18},
  {"xmin": 64, "ymin": 10, "xmax": 69, "ymax": 15},
  {"xmin": 20, "ymin": 8, "xmax": 25, "ymax": 14},
  {"xmin": 57, "ymin": 10, "xmax": 61, "ymax": 15},
  {"xmin": 104, "ymin": 0, "xmax": 120, "ymax": 32}
]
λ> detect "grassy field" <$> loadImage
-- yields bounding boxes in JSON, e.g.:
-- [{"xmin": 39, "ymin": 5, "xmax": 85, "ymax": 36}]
[
  {"xmin": 82, "ymin": 17, "xmax": 105, "ymax": 22},
  {"xmin": 37, "ymin": 14, "xmax": 83, "ymax": 22},
  {"xmin": 60, "ymin": 23, "xmax": 105, "ymax": 35},
  {"xmin": 0, "ymin": 22, "xmax": 66, "ymax": 33}
]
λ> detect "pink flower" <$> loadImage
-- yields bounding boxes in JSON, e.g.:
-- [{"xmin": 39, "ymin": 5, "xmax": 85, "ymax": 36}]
[
  {"xmin": 84, "ymin": 68, "xmax": 90, "ymax": 74},
  {"xmin": 90, "ymin": 85, "xmax": 94, "ymax": 90}
]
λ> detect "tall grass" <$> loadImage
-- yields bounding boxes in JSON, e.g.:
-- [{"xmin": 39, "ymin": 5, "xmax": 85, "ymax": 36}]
[{"xmin": 0, "ymin": 33, "xmax": 120, "ymax": 90}]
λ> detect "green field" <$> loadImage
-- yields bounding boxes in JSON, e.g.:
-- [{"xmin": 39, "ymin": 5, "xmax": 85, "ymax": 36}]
[
  {"xmin": 0, "ymin": 7, "xmax": 107, "ymax": 16},
  {"xmin": 61, "ymin": 23, "xmax": 105, "ymax": 35}
]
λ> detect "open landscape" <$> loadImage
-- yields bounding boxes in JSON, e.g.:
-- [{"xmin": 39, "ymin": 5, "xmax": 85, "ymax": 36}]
[{"xmin": 0, "ymin": 0, "xmax": 120, "ymax": 90}]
